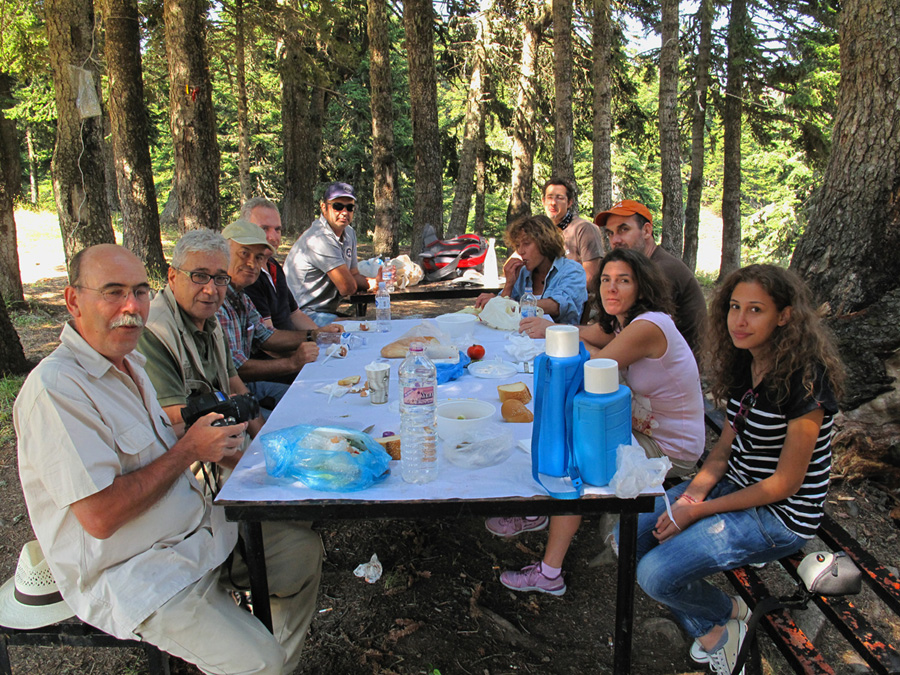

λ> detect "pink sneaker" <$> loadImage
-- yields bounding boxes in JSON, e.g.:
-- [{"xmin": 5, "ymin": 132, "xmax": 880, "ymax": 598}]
[
  {"xmin": 485, "ymin": 516, "xmax": 549, "ymax": 537},
  {"xmin": 500, "ymin": 563, "xmax": 566, "ymax": 596}
]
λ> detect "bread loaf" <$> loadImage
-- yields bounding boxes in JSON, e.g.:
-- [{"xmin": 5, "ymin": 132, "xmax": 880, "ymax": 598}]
[
  {"xmin": 380, "ymin": 335, "xmax": 441, "ymax": 358},
  {"xmin": 375, "ymin": 435, "xmax": 401, "ymax": 460},
  {"xmin": 497, "ymin": 382, "xmax": 532, "ymax": 404},
  {"xmin": 501, "ymin": 399, "xmax": 533, "ymax": 423}
]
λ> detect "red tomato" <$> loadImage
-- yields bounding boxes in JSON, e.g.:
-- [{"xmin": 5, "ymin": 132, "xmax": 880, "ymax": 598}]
[{"xmin": 467, "ymin": 344, "xmax": 486, "ymax": 360}]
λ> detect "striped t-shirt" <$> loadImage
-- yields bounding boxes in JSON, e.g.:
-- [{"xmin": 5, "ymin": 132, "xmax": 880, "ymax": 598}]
[{"xmin": 724, "ymin": 364, "xmax": 839, "ymax": 539}]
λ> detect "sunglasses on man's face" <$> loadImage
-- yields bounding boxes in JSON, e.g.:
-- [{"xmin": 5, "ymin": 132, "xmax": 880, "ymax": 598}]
[
  {"xmin": 330, "ymin": 202, "xmax": 355, "ymax": 213},
  {"xmin": 731, "ymin": 388, "xmax": 757, "ymax": 435}
]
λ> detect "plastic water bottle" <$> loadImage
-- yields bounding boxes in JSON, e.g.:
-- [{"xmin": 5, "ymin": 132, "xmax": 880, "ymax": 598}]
[
  {"xmin": 399, "ymin": 342, "xmax": 437, "ymax": 483},
  {"xmin": 520, "ymin": 281, "xmax": 538, "ymax": 319},
  {"xmin": 375, "ymin": 282, "xmax": 391, "ymax": 332},
  {"xmin": 381, "ymin": 259, "xmax": 395, "ymax": 292}
]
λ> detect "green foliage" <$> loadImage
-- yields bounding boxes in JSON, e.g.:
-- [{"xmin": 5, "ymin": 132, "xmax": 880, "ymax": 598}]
[{"xmin": 0, "ymin": 375, "xmax": 25, "ymax": 445}]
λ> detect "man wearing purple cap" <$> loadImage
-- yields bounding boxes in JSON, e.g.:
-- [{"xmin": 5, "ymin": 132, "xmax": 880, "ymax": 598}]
[{"xmin": 284, "ymin": 182, "xmax": 369, "ymax": 326}]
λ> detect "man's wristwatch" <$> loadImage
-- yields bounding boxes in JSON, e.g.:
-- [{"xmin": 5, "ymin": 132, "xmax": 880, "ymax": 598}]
[{"xmin": 305, "ymin": 330, "xmax": 318, "ymax": 342}]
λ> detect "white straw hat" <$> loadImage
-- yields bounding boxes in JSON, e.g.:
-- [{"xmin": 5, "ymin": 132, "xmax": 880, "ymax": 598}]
[{"xmin": 0, "ymin": 540, "xmax": 75, "ymax": 629}]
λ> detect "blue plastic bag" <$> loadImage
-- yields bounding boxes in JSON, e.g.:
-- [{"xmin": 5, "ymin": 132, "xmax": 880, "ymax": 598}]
[
  {"xmin": 435, "ymin": 351, "xmax": 471, "ymax": 384},
  {"xmin": 260, "ymin": 424, "xmax": 392, "ymax": 492}
]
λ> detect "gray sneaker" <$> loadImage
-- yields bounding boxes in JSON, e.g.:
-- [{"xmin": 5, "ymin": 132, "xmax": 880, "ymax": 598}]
[
  {"xmin": 485, "ymin": 516, "xmax": 548, "ymax": 537},
  {"xmin": 707, "ymin": 619, "xmax": 747, "ymax": 675},
  {"xmin": 690, "ymin": 596, "xmax": 751, "ymax": 664}
]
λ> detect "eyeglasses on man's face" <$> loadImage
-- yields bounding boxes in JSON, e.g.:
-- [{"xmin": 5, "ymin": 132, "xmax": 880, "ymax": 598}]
[
  {"xmin": 731, "ymin": 388, "xmax": 757, "ymax": 435},
  {"xmin": 75, "ymin": 284, "xmax": 153, "ymax": 305},
  {"xmin": 329, "ymin": 202, "xmax": 355, "ymax": 213},
  {"xmin": 174, "ymin": 268, "xmax": 231, "ymax": 287}
]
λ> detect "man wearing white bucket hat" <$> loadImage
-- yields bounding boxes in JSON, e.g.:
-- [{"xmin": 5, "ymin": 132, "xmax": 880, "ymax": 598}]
[
  {"xmin": 14, "ymin": 244, "xmax": 322, "ymax": 675},
  {"xmin": 0, "ymin": 541, "xmax": 75, "ymax": 630}
]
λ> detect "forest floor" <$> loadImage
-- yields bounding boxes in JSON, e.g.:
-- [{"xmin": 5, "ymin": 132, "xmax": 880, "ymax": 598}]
[{"xmin": 2, "ymin": 210, "xmax": 899, "ymax": 675}]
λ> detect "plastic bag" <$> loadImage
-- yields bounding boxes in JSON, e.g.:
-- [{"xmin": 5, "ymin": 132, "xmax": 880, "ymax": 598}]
[
  {"xmin": 260, "ymin": 424, "xmax": 392, "ymax": 491},
  {"xmin": 391, "ymin": 255, "xmax": 423, "ymax": 289},
  {"xmin": 442, "ymin": 423, "xmax": 514, "ymax": 469},
  {"xmin": 435, "ymin": 351, "xmax": 471, "ymax": 384},
  {"xmin": 354, "ymin": 553, "xmax": 383, "ymax": 583},
  {"xmin": 608, "ymin": 443, "xmax": 671, "ymax": 499}
]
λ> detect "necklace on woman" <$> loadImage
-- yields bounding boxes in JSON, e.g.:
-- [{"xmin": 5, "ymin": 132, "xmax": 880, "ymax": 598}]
[{"xmin": 751, "ymin": 360, "xmax": 769, "ymax": 387}]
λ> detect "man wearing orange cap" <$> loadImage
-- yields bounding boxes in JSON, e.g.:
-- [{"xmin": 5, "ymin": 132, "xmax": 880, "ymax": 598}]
[{"xmin": 594, "ymin": 200, "xmax": 706, "ymax": 354}]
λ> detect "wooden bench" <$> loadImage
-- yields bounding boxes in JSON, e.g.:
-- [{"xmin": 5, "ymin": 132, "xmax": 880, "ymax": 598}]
[
  {"xmin": 703, "ymin": 400, "xmax": 900, "ymax": 674},
  {"xmin": 0, "ymin": 620, "xmax": 170, "ymax": 675}
]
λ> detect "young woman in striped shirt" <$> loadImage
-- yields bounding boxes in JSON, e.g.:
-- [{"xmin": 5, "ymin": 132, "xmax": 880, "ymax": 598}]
[{"xmin": 634, "ymin": 264, "xmax": 843, "ymax": 675}]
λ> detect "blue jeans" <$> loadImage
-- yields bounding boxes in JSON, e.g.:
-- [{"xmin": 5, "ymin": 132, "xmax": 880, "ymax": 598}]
[
  {"xmin": 246, "ymin": 381, "xmax": 290, "ymax": 419},
  {"xmin": 633, "ymin": 479, "xmax": 805, "ymax": 638},
  {"xmin": 306, "ymin": 311, "xmax": 338, "ymax": 327}
]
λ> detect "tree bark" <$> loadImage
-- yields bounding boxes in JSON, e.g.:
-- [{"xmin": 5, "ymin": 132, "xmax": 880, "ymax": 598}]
[
  {"xmin": 683, "ymin": 0, "xmax": 713, "ymax": 272},
  {"xmin": 0, "ymin": 289, "xmax": 31, "ymax": 375},
  {"xmin": 280, "ymin": 28, "xmax": 327, "ymax": 237},
  {"xmin": 368, "ymin": 0, "xmax": 399, "ymax": 256},
  {"xmin": 45, "ymin": 0, "xmax": 115, "ymax": 263},
  {"xmin": 0, "ymin": 128, "xmax": 25, "ymax": 305},
  {"xmin": 0, "ymin": 74, "xmax": 21, "ymax": 204},
  {"xmin": 447, "ymin": 0, "xmax": 492, "ymax": 237},
  {"xmin": 235, "ymin": 0, "xmax": 252, "ymax": 204},
  {"xmin": 551, "ymin": 0, "xmax": 575, "ymax": 187},
  {"xmin": 659, "ymin": 0, "xmax": 683, "ymax": 257},
  {"xmin": 474, "ymin": 115, "xmax": 486, "ymax": 235},
  {"xmin": 403, "ymin": 0, "xmax": 444, "ymax": 256},
  {"xmin": 508, "ymin": 4, "xmax": 550, "ymax": 225},
  {"xmin": 792, "ymin": 1, "xmax": 900, "ymax": 316},
  {"xmin": 103, "ymin": 0, "xmax": 166, "ymax": 280},
  {"xmin": 718, "ymin": 0, "xmax": 746, "ymax": 281},
  {"xmin": 591, "ymin": 0, "xmax": 612, "ymax": 214},
  {"xmin": 164, "ymin": 0, "xmax": 221, "ymax": 231},
  {"xmin": 25, "ymin": 125, "xmax": 38, "ymax": 204}
]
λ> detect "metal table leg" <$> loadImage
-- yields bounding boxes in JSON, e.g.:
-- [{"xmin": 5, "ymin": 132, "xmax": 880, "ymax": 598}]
[
  {"xmin": 240, "ymin": 521, "xmax": 273, "ymax": 632},
  {"xmin": 614, "ymin": 512, "xmax": 638, "ymax": 674}
]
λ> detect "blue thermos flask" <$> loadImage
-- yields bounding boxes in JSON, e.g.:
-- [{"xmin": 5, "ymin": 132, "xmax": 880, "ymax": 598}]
[
  {"xmin": 572, "ymin": 358, "xmax": 632, "ymax": 486},
  {"xmin": 532, "ymin": 326, "xmax": 587, "ymax": 477}
]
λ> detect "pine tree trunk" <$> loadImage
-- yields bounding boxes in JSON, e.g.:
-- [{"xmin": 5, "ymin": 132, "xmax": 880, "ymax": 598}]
[
  {"xmin": 447, "ymin": 0, "xmax": 491, "ymax": 237},
  {"xmin": 683, "ymin": 0, "xmax": 713, "ymax": 272},
  {"xmin": 280, "ymin": 29, "xmax": 326, "ymax": 238},
  {"xmin": 164, "ymin": 0, "xmax": 221, "ymax": 232},
  {"xmin": 103, "ymin": 0, "xmax": 166, "ymax": 280},
  {"xmin": 719, "ymin": 0, "xmax": 746, "ymax": 281},
  {"xmin": 0, "ymin": 135, "xmax": 25, "ymax": 305},
  {"xmin": 0, "ymin": 289, "xmax": 31, "ymax": 375},
  {"xmin": 235, "ymin": 0, "xmax": 252, "ymax": 204},
  {"xmin": 659, "ymin": 0, "xmax": 683, "ymax": 257},
  {"xmin": 0, "ymin": 74, "xmax": 21, "ymax": 204},
  {"xmin": 474, "ymin": 116, "xmax": 486, "ymax": 235},
  {"xmin": 508, "ymin": 5, "xmax": 550, "ymax": 225},
  {"xmin": 551, "ymin": 0, "xmax": 575, "ymax": 187},
  {"xmin": 404, "ymin": 0, "xmax": 444, "ymax": 256},
  {"xmin": 368, "ymin": 0, "xmax": 399, "ymax": 257},
  {"xmin": 26, "ymin": 126, "xmax": 38, "ymax": 204},
  {"xmin": 591, "ymin": 0, "xmax": 612, "ymax": 214},
  {"xmin": 45, "ymin": 0, "xmax": 115, "ymax": 263},
  {"xmin": 792, "ymin": 0, "xmax": 900, "ymax": 315}
]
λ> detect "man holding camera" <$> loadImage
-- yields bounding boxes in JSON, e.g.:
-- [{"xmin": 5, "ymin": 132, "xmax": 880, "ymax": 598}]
[
  {"xmin": 15, "ymin": 243, "xmax": 322, "ymax": 674},
  {"xmin": 138, "ymin": 228, "xmax": 266, "ymax": 438}
]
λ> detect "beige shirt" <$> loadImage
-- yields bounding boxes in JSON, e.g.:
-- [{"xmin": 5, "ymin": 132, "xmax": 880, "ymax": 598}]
[{"xmin": 14, "ymin": 323, "xmax": 237, "ymax": 639}]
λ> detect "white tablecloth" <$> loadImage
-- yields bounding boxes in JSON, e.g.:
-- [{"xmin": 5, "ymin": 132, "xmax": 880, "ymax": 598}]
[{"xmin": 217, "ymin": 318, "xmax": 655, "ymax": 504}]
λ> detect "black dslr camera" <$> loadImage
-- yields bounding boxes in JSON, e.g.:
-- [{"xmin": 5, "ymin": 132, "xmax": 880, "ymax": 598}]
[{"xmin": 181, "ymin": 392, "xmax": 260, "ymax": 428}]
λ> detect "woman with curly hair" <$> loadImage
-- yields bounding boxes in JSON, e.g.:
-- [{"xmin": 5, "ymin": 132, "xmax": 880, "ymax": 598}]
[
  {"xmin": 474, "ymin": 214, "xmax": 587, "ymax": 325},
  {"xmin": 488, "ymin": 248, "xmax": 705, "ymax": 593},
  {"xmin": 633, "ymin": 264, "xmax": 843, "ymax": 675}
]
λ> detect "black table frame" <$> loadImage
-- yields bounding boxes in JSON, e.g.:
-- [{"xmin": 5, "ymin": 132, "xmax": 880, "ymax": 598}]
[
  {"xmin": 222, "ymin": 492, "xmax": 655, "ymax": 675},
  {"xmin": 347, "ymin": 282, "xmax": 503, "ymax": 317}
]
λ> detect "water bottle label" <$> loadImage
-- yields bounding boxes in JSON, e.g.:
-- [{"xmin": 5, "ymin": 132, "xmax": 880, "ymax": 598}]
[
  {"xmin": 376, "ymin": 297, "xmax": 390, "ymax": 309},
  {"xmin": 402, "ymin": 385, "xmax": 434, "ymax": 406},
  {"xmin": 521, "ymin": 307, "xmax": 537, "ymax": 318}
]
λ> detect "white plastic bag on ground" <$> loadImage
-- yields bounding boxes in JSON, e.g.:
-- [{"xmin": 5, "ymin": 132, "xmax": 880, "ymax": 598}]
[
  {"xmin": 353, "ymin": 553, "xmax": 383, "ymax": 583},
  {"xmin": 609, "ymin": 443, "xmax": 671, "ymax": 499}
]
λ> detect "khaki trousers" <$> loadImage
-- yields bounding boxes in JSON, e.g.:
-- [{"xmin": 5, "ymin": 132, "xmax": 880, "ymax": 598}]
[{"xmin": 135, "ymin": 521, "xmax": 323, "ymax": 675}]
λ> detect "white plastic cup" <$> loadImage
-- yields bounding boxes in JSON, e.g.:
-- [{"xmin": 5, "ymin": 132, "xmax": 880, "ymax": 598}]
[
  {"xmin": 584, "ymin": 358, "xmax": 619, "ymax": 394},
  {"xmin": 545, "ymin": 325, "xmax": 579, "ymax": 358},
  {"xmin": 365, "ymin": 361, "xmax": 391, "ymax": 404}
]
